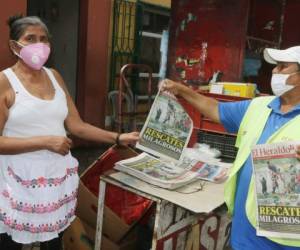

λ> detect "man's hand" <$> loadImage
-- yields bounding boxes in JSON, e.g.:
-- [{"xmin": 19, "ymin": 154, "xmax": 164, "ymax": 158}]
[
  {"xmin": 160, "ymin": 78, "xmax": 220, "ymax": 123},
  {"xmin": 160, "ymin": 79, "xmax": 187, "ymax": 96}
]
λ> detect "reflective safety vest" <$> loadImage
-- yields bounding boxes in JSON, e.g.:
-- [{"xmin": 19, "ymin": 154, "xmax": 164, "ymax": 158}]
[{"xmin": 224, "ymin": 96, "xmax": 300, "ymax": 246}]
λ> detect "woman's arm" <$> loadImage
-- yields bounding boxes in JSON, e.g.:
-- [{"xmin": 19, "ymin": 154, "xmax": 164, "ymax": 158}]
[
  {"xmin": 51, "ymin": 69, "xmax": 139, "ymax": 145},
  {"xmin": 0, "ymin": 72, "xmax": 72, "ymax": 155}
]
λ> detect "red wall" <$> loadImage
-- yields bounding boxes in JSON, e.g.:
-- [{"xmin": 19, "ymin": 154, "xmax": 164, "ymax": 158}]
[
  {"xmin": 168, "ymin": 0, "xmax": 300, "ymax": 93},
  {"xmin": 281, "ymin": 0, "xmax": 300, "ymax": 48},
  {"xmin": 247, "ymin": 0, "xmax": 300, "ymax": 93},
  {"xmin": 0, "ymin": 0, "xmax": 27, "ymax": 70},
  {"xmin": 168, "ymin": 0, "xmax": 250, "ymax": 83},
  {"xmin": 76, "ymin": 0, "xmax": 112, "ymax": 130}
]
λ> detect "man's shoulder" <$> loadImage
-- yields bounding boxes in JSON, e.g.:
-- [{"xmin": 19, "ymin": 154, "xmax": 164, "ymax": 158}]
[{"xmin": 219, "ymin": 98, "xmax": 251, "ymax": 111}]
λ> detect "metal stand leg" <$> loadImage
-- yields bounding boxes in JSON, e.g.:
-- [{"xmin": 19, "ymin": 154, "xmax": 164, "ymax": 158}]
[
  {"xmin": 151, "ymin": 200, "xmax": 161, "ymax": 250},
  {"xmin": 94, "ymin": 180, "xmax": 107, "ymax": 250}
]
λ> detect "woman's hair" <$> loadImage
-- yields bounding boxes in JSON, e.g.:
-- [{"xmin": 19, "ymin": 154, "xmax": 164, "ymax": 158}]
[{"xmin": 7, "ymin": 14, "xmax": 50, "ymax": 41}]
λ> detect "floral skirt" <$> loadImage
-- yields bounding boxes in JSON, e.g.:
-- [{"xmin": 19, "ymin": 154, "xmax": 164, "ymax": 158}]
[{"xmin": 0, "ymin": 150, "xmax": 79, "ymax": 244}]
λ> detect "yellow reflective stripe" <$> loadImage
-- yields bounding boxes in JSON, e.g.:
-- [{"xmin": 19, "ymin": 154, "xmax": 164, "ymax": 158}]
[{"xmin": 225, "ymin": 96, "xmax": 274, "ymax": 214}]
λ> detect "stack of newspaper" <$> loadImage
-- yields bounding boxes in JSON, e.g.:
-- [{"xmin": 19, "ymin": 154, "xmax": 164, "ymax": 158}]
[
  {"xmin": 114, "ymin": 89, "xmax": 230, "ymax": 190},
  {"xmin": 115, "ymin": 152, "xmax": 229, "ymax": 190},
  {"xmin": 115, "ymin": 153, "xmax": 197, "ymax": 189}
]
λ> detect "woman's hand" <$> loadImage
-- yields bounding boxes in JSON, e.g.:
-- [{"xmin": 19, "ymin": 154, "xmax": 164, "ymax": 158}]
[
  {"xmin": 118, "ymin": 132, "xmax": 139, "ymax": 146},
  {"xmin": 45, "ymin": 136, "xmax": 73, "ymax": 155},
  {"xmin": 160, "ymin": 79, "xmax": 186, "ymax": 96}
]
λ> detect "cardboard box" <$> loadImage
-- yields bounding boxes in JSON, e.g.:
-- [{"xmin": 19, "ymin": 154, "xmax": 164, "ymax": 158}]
[
  {"xmin": 77, "ymin": 180, "xmax": 130, "ymax": 242},
  {"xmin": 63, "ymin": 216, "xmax": 136, "ymax": 250},
  {"xmin": 210, "ymin": 82, "xmax": 256, "ymax": 98},
  {"xmin": 63, "ymin": 217, "xmax": 93, "ymax": 250},
  {"xmin": 65, "ymin": 146, "xmax": 144, "ymax": 249}
]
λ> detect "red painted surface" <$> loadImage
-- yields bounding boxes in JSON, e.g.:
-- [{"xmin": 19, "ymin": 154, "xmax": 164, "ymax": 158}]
[
  {"xmin": 247, "ymin": 0, "xmax": 282, "ymax": 43},
  {"xmin": 280, "ymin": 0, "xmax": 300, "ymax": 48},
  {"xmin": 168, "ymin": 0, "xmax": 300, "ymax": 94},
  {"xmin": 168, "ymin": 0, "xmax": 250, "ymax": 84},
  {"xmin": 168, "ymin": 0, "xmax": 300, "ymax": 133},
  {"xmin": 246, "ymin": 0, "xmax": 300, "ymax": 93},
  {"xmin": 0, "ymin": 1, "xmax": 27, "ymax": 70},
  {"xmin": 76, "ymin": 0, "xmax": 112, "ymax": 129}
]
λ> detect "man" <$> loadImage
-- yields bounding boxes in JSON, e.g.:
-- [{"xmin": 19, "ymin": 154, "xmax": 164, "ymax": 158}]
[
  {"xmin": 155, "ymin": 107, "xmax": 162, "ymax": 122},
  {"xmin": 163, "ymin": 99, "xmax": 176, "ymax": 124},
  {"xmin": 162, "ymin": 46, "xmax": 300, "ymax": 249},
  {"xmin": 267, "ymin": 161, "xmax": 281, "ymax": 193},
  {"xmin": 260, "ymin": 176, "xmax": 267, "ymax": 195}
]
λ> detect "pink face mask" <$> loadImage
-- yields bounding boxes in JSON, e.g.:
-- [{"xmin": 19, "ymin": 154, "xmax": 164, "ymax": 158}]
[{"xmin": 14, "ymin": 42, "xmax": 50, "ymax": 70}]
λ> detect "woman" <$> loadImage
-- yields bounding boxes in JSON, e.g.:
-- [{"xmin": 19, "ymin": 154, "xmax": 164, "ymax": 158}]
[{"xmin": 0, "ymin": 15, "xmax": 139, "ymax": 249}]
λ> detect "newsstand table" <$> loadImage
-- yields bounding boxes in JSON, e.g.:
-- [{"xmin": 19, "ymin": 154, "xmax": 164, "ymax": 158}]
[{"xmin": 94, "ymin": 171, "xmax": 231, "ymax": 250}]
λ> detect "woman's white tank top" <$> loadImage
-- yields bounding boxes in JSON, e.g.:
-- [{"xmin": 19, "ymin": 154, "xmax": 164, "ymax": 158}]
[
  {"xmin": 2, "ymin": 67, "xmax": 68, "ymax": 137},
  {"xmin": 0, "ymin": 67, "xmax": 78, "ymax": 244}
]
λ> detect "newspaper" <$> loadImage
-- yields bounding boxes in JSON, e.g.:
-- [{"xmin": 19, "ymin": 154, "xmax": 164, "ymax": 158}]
[
  {"xmin": 136, "ymin": 89, "xmax": 193, "ymax": 162},
  {"xmin": 193, "ymin": 160, "xmax": 230, "ymax": 183},
  {"xmin": 114, "ymin": 88, "xmax": 230, "ymax": 189},
  {"xmin": 115, "ymin": 152, "xmax": 230, "ymax": 190},
  {"xmin": 251, "ymin": 141, "xmax": 300, "ymax": 239}
]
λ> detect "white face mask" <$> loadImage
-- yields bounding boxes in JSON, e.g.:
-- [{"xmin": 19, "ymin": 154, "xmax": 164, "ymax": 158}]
[{"xmin": 271, "ymin": 73, "xmax": 295, "ymax": 96}]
